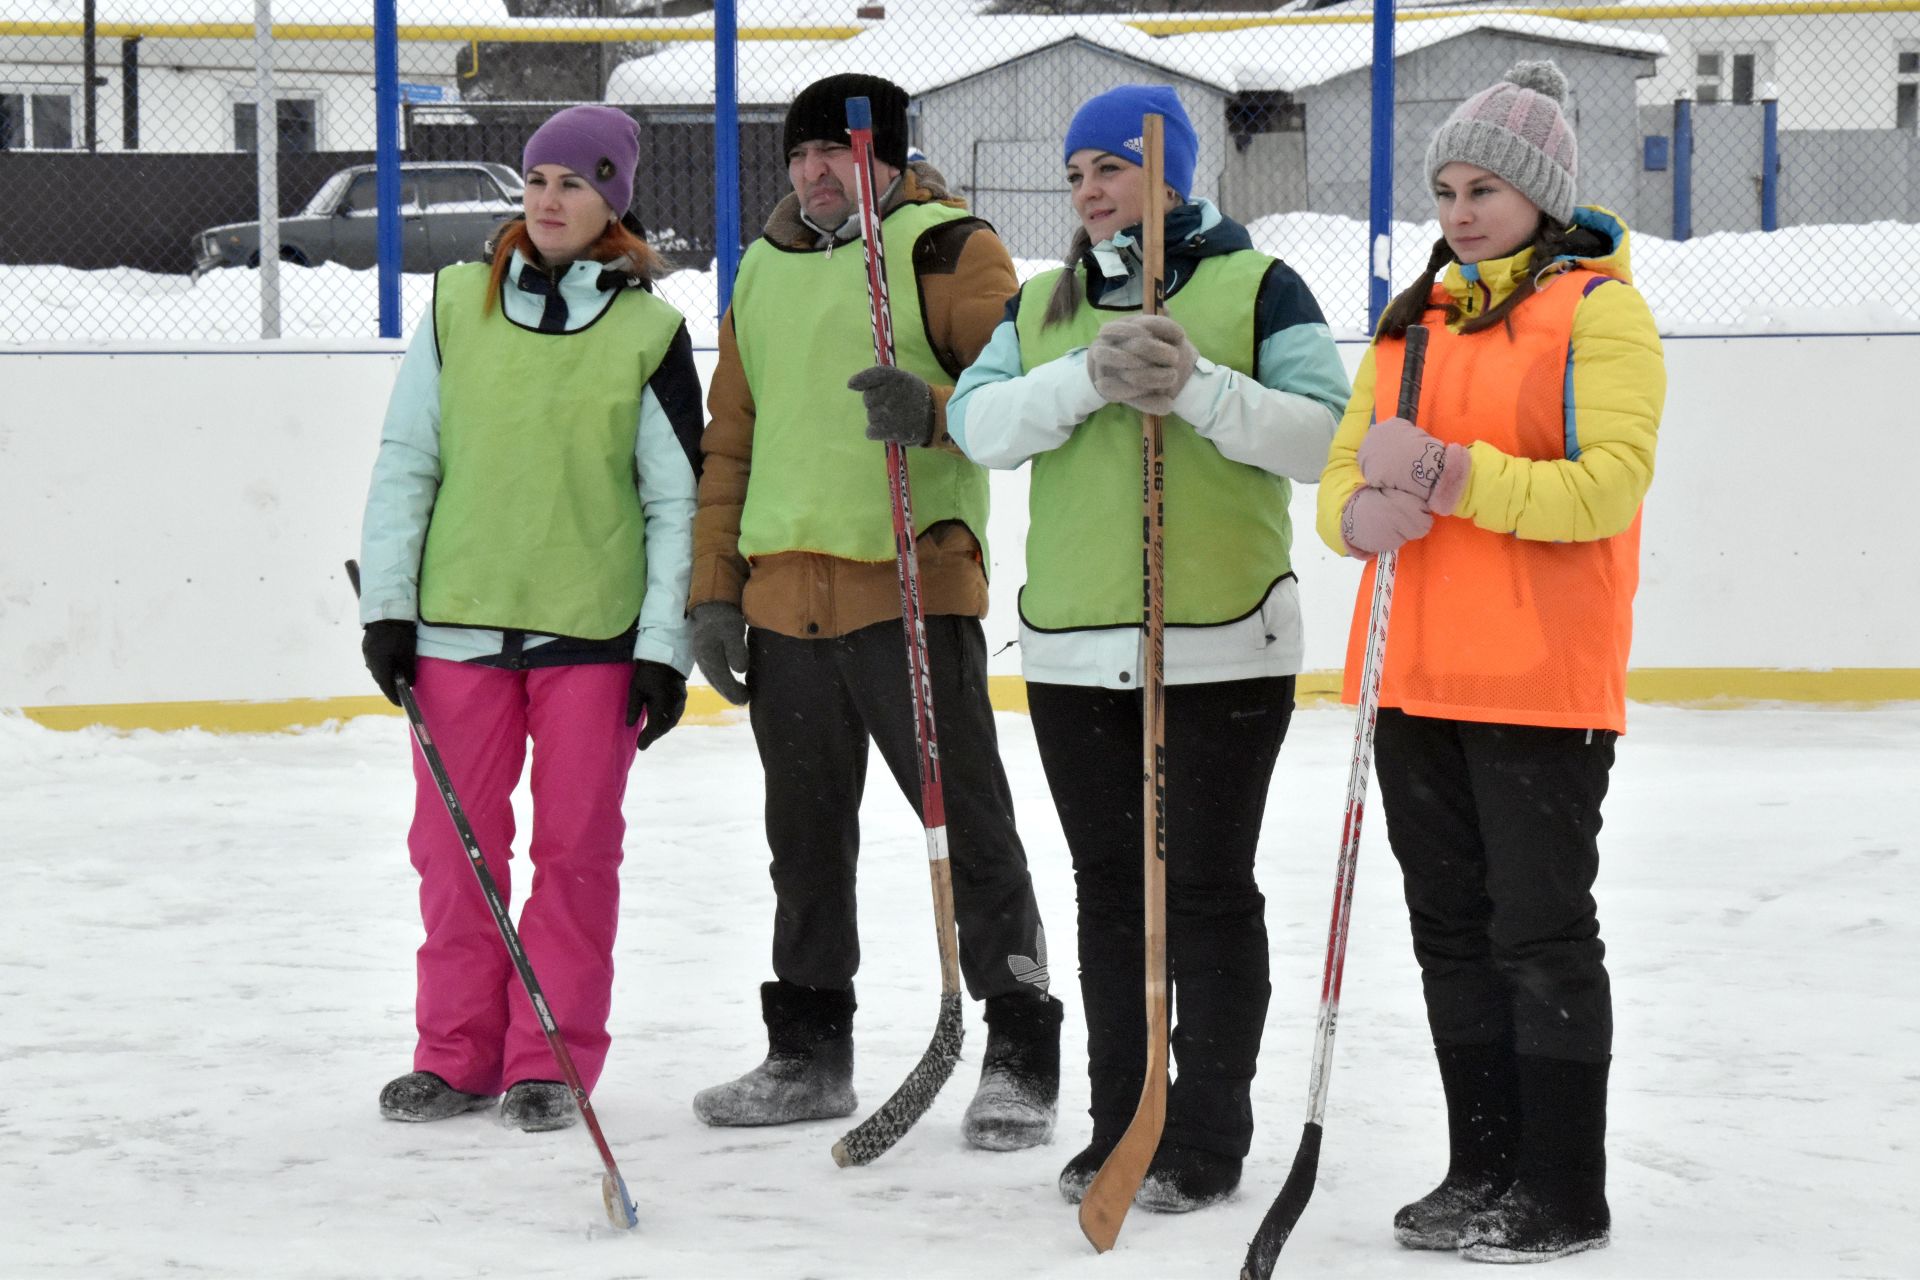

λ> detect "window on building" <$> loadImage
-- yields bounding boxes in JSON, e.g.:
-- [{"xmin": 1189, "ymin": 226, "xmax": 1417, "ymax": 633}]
[
  {"xmin": 234, "ymin": 98, "xmax": 319, "ymax": 153},
  {"xmin": 1226, "ymin": 91, "xmax": 1306, "ymax": 151},
  {"xmin": 0, "ymin": 90, "xmax": 76, "ymax": 150},
  {"xmin": 1695, "ymin": 47, "xmax": 1765, "ymax": 105},
  {"xmin": 1900, "ymin": 50, "xmax": 1920, "ymax": 130}
]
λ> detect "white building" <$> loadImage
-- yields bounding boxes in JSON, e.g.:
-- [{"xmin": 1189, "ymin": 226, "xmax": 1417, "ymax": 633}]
[{"xmin": 2, "ymin": 0, "xmax": 501, "ymax": 154}]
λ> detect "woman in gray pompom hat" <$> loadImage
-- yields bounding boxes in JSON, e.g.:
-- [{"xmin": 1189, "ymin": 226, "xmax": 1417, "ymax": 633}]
[{"xmin": 1316, "ymin": 60, "xmax": 1668, "ymax": 1265}]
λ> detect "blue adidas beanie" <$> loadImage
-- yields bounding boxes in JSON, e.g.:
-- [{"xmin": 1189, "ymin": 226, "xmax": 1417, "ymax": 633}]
[{"xmin": 1063, "ymin": 84, "xmax": 1199, "ymax": 200}]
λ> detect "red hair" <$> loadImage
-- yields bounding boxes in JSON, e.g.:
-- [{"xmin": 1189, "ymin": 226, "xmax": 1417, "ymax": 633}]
[{"xmin": 483, "ymin": 217, "xmax": 662, "ymax": 313}]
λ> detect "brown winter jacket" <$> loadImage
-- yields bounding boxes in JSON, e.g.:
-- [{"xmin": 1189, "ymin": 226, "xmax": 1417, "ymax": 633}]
[{"xmin": 688, "ymin": 163, "xmax": 1019, "ymax": 639}]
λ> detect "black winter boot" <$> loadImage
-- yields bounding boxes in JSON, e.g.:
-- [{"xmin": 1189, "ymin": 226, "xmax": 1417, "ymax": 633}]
[
  {"xmin": 1395, "ymin": 1042, "xmax": 1521, "ymax": 1249},
  {"xmin": 501, "ymin": 1080, "xmax": 577, "ymax": 1132},
  {"xmin": 1056, "ymin": 1132, "xmax": 1120, "ymax": 1205},
  {"xmin": 1135, "ymin": 1142, "xmax": 1242, "ymax": 1213},
  {"xmin": 378, "ymin": 1070, "xmax": 496, "ymax": 1122},
  {"xmin": 1460, "ymin": 1055, "xmax": 1611, "ymax": 1263},
  {"xmin": 692, "ymin": 981, "xmax": 857, "ymax": 1127},
  {"xmin": 963, "ymin": 993, "xmax": 1064, "ymax": 1151}
]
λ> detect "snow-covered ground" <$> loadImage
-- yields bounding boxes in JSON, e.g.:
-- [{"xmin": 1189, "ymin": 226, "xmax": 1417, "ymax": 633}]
[
  {"xmin": 3, "ymin": 701, "xmax": 1913, "ymax": 1278},
  {"xmin": 10, "ymin": 214, "xmax": 1918, "ymax": 347}
]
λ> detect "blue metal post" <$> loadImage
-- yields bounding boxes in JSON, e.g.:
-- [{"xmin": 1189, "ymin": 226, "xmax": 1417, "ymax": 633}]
[
  {"xmin": 373, "ymin": 0, "xmax": 402, "ymax": 338},
  {"xmin": 1366, "ymin": 0, "xmax": 1396, "ymax": 334},
  {"xmin": 1672, "ymin": 97, "xmax": 1693, "ymax": 243},
  {"xmin": 1760, "ymin": 95, "xmax": 1779, "ymax": 232},
  {"xmin": 714, "ymin": 0, "xmax": 742, "ymax": 315}
]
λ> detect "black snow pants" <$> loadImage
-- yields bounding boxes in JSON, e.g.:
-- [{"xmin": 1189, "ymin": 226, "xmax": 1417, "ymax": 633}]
[
  {"xmin": 1028, "ymin": 676, "xmax": 1295, "ymax": 1160},
  {"xmin": 747, "ymin": 617, "xmax": 1049, "ymax": 1003},
  {"xmin": 1372, "ymin": 708, "xmax": 1616, "ymax": 1063}
]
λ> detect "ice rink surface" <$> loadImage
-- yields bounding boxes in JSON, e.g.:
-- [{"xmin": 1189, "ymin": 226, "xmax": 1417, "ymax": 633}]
[{"xmin": 3, "ymin": 701, "xmax": 1913, "ymax": 1278}]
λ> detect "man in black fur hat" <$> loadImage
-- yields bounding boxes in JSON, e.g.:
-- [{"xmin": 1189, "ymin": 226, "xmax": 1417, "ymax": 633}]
[{"xmin": 687, "ymin": 73, "xmax": 1063, "ymax": 1154}]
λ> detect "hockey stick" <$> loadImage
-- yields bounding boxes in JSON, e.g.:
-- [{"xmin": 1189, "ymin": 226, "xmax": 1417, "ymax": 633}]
[
  {"xmin": 828, "ymin": 96, "xmax": 966, "ymax": 1169},
  {"xmin": 1078, "ymin": 111, "xmax": 1170, "ymax": 1255},
  {"xmin": 346, "ymin": 559, "xmax": 639, "ymax": 1231},
  {"xmin": 1238, "ymin": 322, "xmax": 1430, "ymax": 1279}
]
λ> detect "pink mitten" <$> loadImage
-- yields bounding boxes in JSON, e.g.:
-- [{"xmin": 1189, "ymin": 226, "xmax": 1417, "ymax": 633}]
[
  {"xmin": 1358, "ymin": 416, "xmax": 1472, "ymax": 515},
  {"xmin": 1340, "ymin": 485, "xmax": 1434, "ymax": 559}
]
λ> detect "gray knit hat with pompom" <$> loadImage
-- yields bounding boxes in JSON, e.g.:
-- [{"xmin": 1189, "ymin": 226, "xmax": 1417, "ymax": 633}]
[{"xmin": 1425, "ymin": 60, "xmax": 1577, "ymax": 223}]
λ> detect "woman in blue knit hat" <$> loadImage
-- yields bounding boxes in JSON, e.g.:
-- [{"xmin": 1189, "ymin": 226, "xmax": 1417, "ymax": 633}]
[
  {"xmin": 357, "ymin": 104, "xmax": 703, "ymax": 1134},
  {"xmin": 943, "ymin": 83, "xmax": 1351, "ymax": 1211}
]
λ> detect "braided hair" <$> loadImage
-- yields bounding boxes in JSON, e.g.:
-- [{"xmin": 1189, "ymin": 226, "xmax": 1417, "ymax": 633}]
[{"xmin": 1376, "ymin": 214, "xmax": 1603, "ymax": 339}]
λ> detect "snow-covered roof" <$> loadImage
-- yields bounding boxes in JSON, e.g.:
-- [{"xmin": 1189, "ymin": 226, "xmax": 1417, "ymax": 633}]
[
  {"xmin": 608, "ymin": 16, "xmax": 1218, "ymax": 106},
  {"xmin": 607, "ymin": 10, "xmax": 1666, "ymax": 105},
  {"xmin": 1155, "ymin": 14, "xmax": 1668, "ymax": 94}
]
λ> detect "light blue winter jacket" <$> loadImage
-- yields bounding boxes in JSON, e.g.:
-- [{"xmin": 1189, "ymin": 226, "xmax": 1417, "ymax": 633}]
[
  {"xmin": 357, "ymin": 250, "xmax": 698, "ymax": 675},
  {"xmin": 948, "ymin": 199, "xmax": 1350, "ymax": 688}
]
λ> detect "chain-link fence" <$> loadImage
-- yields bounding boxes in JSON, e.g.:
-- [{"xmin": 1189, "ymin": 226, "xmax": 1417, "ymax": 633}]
[{"xmin": 4, "ymin": 0, "xmax": 1917, "ymax": 344}]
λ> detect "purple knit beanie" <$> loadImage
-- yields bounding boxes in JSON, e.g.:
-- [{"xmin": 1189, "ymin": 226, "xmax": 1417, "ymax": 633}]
[
  {"xmin": 1425, "ymin": 61, "xmax": 1577, "ymax": 223},
  {"xmin": 523, "ymin": 104, "xmax": 640, "ymax": 216}
]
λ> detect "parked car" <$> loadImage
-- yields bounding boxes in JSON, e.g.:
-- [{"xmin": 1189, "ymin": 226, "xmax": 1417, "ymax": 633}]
[{"xmin": 192, "ymin": 161, "xmax": 524, "ymax": 275}]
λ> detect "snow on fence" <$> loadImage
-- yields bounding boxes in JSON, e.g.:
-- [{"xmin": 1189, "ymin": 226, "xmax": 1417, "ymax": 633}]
[{"xmin": 12, "ymin": 212, "xmax": 1920, "ymax": 347}]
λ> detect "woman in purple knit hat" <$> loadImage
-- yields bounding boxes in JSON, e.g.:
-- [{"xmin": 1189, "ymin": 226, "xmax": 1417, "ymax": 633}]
[{"xmin": 357, "ymin": 104, "xmax": 704, "ymax": 1134}]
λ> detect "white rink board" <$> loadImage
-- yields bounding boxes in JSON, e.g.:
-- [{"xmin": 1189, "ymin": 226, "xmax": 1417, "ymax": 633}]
[{"xmin": 0, "ymin": 333, "xmax": 1913, "ymax": 709}]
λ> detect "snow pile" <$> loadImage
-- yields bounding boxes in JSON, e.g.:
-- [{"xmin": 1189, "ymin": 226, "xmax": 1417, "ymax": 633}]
[{"xmin": 11, "ymin": 213, "xmax": 1915, "ymax": 347}]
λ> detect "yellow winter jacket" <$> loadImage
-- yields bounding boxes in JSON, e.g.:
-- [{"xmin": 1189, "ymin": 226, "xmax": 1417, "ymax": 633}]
[{"xmin": 1317, "ymin": 207, "xmax": 1664, "ymax": 552}]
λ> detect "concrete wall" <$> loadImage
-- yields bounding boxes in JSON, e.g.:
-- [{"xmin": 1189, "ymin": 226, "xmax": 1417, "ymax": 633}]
[
  {"xmin": 1636, "ymin": 106, "xmax": 1920, "ymax": 235},
  {"xmin": 919, "ymin": 43, "xmax": 1227, "ymax": 262},
  {"xmin": 1781, "ymin": 128, "xmax": 1920, "ymax": 227},
  {"xmin": 3, "ymin": 332, "xmax": 1915, "ymax": 717}
]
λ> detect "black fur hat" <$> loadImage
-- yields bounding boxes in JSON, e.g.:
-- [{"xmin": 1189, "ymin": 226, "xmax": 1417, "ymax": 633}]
[{"xmin": 783, "ymin": 73, "xmax": 910, "ymax": 169}]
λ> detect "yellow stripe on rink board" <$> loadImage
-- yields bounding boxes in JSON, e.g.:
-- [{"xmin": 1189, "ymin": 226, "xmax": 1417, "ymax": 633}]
[
  {"xmin": 1624, "ymin": 668, "xmax": 1920, "ymax": 708},
  {"xmin": 13, "ymin": 669, "xmax": 1918, "ymax": 734}
]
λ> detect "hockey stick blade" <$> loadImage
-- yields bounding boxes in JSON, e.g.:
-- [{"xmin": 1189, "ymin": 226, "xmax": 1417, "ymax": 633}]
[
  {"xmin": 1240, "ymin": 1121, "xmax": 1322, "ymax": 1279},
  {"xmin": 831, "ymin": 992, "xmax": 964, "ymax": 1167},
  {"xmin": 603, "ymin": 1170, "xmax": 639, "ymax": 1229},
  {"xmin": 1076, "ymin": 1069, "xmax": 1166, "ymax": 1252}
]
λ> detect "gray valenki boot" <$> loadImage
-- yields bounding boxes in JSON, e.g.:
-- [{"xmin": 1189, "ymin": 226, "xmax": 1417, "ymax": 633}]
[
  {"xmin": 1395, "ymin": 1042, "xmax": 1521, "ymax": 1249},
  {"xmin": 379, "ymin": 1070, "xmax": 497, "ymax": 1122},
  {"xmin": 501, "ymin": 1080, "xmax": 577, "ymax": 1133},
  {"xmin": 693, "ymin": 981, "xmax": 857, "ymax": 1126},
  {"xmin": 962, "ymin": 993, "xmax": 1063, "ymax": 1151}
]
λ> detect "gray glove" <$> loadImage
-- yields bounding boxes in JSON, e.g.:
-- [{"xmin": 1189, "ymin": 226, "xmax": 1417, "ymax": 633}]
[
  {"xmin": 690, "ymin": 600, "xmax": 749, "ymax": 706},
  {"xmin": 849, "ymin": 364, "xmax": 935, "ymax": 447},
  {"xmin": 1084, "ymin": 314, "xmax": 1199, "ymax": 417}
]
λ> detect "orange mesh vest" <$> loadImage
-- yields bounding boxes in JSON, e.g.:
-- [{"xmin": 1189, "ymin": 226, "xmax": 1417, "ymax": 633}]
[{"xmin": 1345, "ymin": 271, "xmax": 1641, "ymax": 733}]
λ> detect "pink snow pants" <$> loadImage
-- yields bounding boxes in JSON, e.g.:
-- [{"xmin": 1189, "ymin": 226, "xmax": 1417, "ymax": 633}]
[{"xmin": 406, "ymin": 657, "xmax": 637, "ymax": 1097}]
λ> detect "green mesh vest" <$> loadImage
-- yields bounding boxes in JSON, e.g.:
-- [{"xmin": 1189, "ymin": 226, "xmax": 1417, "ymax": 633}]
[
  {"xmin": 1015, "ymin": 251, "xmax": 1293, "ymax": 630},
  {"xmin": 732, "ymin": 202, "xmax": 991, "ymax": 565},
  {"xmin": 420, "ymin": 262, "xmax": 683, "ymax": 639}
]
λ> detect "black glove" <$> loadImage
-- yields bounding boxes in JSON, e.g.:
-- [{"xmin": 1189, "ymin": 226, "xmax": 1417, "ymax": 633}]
[
  {"xmin": 690, "ymin": 601, "xmax": 749, "ymax": 706},
  {"xmin": 849, "ymin": 364, "xmax": 935, "ymax": 447},
  {"xmin": 361, "ymin": 619, "xmax": 416, "ymax": 706},
  {"xmin": 626, "ymin": 659, "xmax": 687, "ymax": 751}
]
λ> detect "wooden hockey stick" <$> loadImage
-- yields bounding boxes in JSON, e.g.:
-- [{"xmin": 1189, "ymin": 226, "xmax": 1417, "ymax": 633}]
[{"xmin": 1078, "ymin": 111, "xmax": 1170, "ymax": 1254}]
